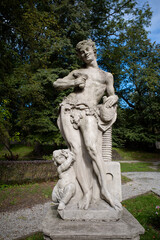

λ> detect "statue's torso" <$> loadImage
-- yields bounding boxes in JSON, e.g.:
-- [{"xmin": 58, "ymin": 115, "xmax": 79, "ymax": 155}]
[{"xmin": 63, "ymin": 68, "xmax": 108, "ymax": 108}]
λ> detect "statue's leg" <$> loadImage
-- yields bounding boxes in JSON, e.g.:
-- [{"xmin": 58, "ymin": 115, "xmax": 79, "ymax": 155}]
[
  {"xmin": 58, "ymin": 183, "xmax": 76, "ymax": 210},
  {"xmin": 58, "ymin": 108, "xmax": 93, "ymax": 208},
  {"xmin": 80, "ymin": 115, "xmax": 115, "ymax": 208},
  {"xmin": 52, "ymin": 185, "xmax": 59, "ymax": 204}
]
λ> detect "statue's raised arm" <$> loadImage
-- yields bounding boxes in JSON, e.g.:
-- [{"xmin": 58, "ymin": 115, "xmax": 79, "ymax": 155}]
[{"xmin": 53, "ymin": 70, "xmax": 87, "ymax": 90}]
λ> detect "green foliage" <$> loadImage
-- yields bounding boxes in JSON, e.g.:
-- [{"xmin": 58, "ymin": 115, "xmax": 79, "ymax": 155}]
[
  {"xmin": 1, "ymin": 0, "xmax": 158, "ymax": 150},
  {"xmin": 0, "ymin": 161, "xmax": 57, "ymax": 184},
  {"xmin": 0, "ymin": 99, "xmax": 21, "ymax": 157},
  {"xmin": 109, "ymin": 23, "xmax": 160, "ymax": 148}
]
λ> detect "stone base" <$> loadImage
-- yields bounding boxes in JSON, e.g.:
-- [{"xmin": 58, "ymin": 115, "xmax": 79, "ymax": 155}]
[
  {"xmin": 58, "ymin": 200, "xmax": 122, "ymax": 221},
  {"xmin": 42, "ymin": 206, "xmax": 145, "ymax": 240}
]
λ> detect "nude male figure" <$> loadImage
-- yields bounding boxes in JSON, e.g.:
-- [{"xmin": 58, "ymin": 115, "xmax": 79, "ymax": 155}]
[{"xmin": 53, "ymin": 39, "xmax": 119, "ymax": 210}]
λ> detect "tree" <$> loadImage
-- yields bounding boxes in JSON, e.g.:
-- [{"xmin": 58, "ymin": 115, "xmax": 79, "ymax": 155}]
[
  {"xmin": 0, "ymin": 99, "xmax": 20, "ymax": 158},
  {"xmin": 0, "ymin": 0, "xmax": 59, "ymax": 151},
  {"xmin": 1, "ymin": 0, "xmax": 157, "ymax": 151},
  {"xmin": 108, "ymin": 33, "xmax": 160, "ymax": 148}
]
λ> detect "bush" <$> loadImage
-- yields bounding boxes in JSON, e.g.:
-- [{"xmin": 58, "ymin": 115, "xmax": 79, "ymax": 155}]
[{"xmin": 0, "ymin": 161, "xmax": 57, "ymax": 184}]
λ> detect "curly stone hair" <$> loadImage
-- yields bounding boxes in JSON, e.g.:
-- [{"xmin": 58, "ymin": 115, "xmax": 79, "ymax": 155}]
[{"xmin": 76, "ymin": 39, "xmax": 97, "ymax": 56}]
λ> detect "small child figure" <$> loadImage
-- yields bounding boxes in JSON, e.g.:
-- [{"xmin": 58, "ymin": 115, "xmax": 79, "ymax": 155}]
[{"xmin": 52, "ymin": 149, "xmax": 76, "ymax": 210}]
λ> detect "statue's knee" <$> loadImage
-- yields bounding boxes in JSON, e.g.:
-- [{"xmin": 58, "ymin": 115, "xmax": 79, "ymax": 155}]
[
  {"xmin": 52, "ymin": 191, "xmax": 58, "ymax": 203},
  {"xmin": 70, "ymin": 183, "xmax": 76, "ymax": 194},
  {"xmin": 86, "ymin": 145, "xmax": 97, "ymax": 158},
  {"xmin": 64, "ymin": 183, "xmax": 76, "ymax": 195},
  {"xmin": 70, "ymin": 144, "xmax": 80, "ymax": 156}
]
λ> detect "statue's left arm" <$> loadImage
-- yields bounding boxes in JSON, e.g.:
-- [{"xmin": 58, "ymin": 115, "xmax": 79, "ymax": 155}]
[{"xmin": 104, "ymin": 73, "xmax": 118, "ymax": 107}]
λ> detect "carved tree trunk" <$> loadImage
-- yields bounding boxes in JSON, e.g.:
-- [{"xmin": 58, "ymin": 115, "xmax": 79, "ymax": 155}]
[{"xmin": 102, "ymin": 127, "xmax": 112, "ymax": 162}]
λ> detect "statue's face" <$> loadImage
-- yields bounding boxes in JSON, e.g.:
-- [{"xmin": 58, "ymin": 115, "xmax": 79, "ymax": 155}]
[
  {"xmin": 78, "ymin": 45, "xmax": 95, "ymax": 64},
  {"xmin": 55, "ymin": 154, "xmax": 66, "ymax": 165}
]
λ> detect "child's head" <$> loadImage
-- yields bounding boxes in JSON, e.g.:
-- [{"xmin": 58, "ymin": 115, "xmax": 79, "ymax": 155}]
[{"xmin": 52, "ymin": 149, "xmax": 69, "ymax": 166}]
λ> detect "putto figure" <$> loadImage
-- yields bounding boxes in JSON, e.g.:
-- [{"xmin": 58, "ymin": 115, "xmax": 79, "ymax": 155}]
[
  {"xmin": 53, "ymin": 39, "xmax": 120, "ymax": 210},
  {"xmin": 52, "ymin": 149, "xmax": 76, "ymax": 210}
]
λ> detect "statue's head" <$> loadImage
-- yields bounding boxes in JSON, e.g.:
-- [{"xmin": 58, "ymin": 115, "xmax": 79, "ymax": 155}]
[
  {"xmin": 76, "ymin": 39, "xmax": 97, "ymax": 59},
  {"xmin": 52, "ymin": 149, "xmax": 75, "ymax": 166},
  {"xmin": 52, "ymin": 149, "xmax": 69, "ymax": 166}
]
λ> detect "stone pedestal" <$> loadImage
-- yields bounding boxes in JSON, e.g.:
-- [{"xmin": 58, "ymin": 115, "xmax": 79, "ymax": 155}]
[
  {"xmin": 105, "ymin": 162, "xmax": 122, "ymax": 202},
  {"xmin": 58, "ymin": 200, "xmax": 122, "ymax": 221},
  {"xmin": 42, "ymin": 206, "xmax": 145, "ymax": 240}
]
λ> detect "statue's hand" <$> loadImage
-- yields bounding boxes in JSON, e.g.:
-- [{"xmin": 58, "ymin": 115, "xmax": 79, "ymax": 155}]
[
  {"xmin": 74, "ymin": 74, "xmax": 87, "ymax": 89},
  {"xmin": 103, "ymin": 95, "xmax": 118, "ymax": 108},
  {"xmin": 70, "ymin": 151, "xmax": 75, "ymax": 161}
]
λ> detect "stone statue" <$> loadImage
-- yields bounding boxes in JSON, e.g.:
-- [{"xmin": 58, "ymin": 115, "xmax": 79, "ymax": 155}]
[
  {"xmin": 52, "ymin": 149, "xmax": 76, "ymax": 210},
  {"xmin": 42, "ymin": 40, "xmax": 145, "ymax": 239},
  {"xmin": 53, "ymin": 39, "xmax": 122, "ymax": 217}
]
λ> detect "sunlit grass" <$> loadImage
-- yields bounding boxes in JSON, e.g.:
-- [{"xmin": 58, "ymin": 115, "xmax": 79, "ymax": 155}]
[
  {"xmin": 114, "ymin": 147, "xmax": 160, "ymax": 161},
  {"xmin": 0, "ymin": 144, "xmax": 34, "ymax": 160},
  {"xmin": 120, "ymin": 162, "xmax": 160, "ymax": 172},
  {"xmin": 122, "ymin": 193, "xmax": 160, "ymax": 240}
]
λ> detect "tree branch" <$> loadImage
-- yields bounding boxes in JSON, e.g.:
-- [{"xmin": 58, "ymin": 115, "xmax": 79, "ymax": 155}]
[{"xmin": 121, "ymin": 95, "xmax": 135, "ymax": 108}]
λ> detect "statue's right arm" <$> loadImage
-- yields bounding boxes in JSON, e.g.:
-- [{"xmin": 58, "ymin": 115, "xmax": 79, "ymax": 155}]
[
  {"xmin": 58, "ymin": 156, "xmax": 73, "ymax": 174},
  {"xmin": 53, "ymin": 70, "xmax": 86, "ymax": 90},
  {"xmin": 53, "ymin": 71, "xmax": 75, "ymax": 90}
]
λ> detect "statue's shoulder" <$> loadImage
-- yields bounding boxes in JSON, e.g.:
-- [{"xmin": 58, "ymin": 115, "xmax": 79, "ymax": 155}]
[
  {"xmin": 101, "ymin": 71, "xmax": 113, "ymax": 83},
  {"xmin": 69, "ymin": 68, "xmax": 84, "ymax": 76},
  {"xmin": 103, "ymin": 71, "xmax": 113, "ymax": 77},
  {"xmin": 71, "ymin": 68, "xmax": 84, "ymax": 72}
]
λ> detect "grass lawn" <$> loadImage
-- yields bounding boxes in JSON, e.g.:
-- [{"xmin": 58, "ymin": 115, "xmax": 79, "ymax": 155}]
[
  {"xmin": 120, "ymin": 162, "xmax": 160, "ymax": 172},
  {"xmin": 114, "ymin": 147, "xmax": 160, "ymax": 161},
  {"xmin": 121, "ymin": 175, "xmax": 132, "ymax": 184},
  {"xmin": 19, "ymin": 232, "xmax": 44, "ymax": 240},
  {"xmin": 122, "ymin": 193, "xmax": 160, "ymax": 240},
  {"xmin": 0, "ymin": 182, "xmax": 54, "ymax": 212},
  {"xmin": 0, "ymin": 144, "xmax": 34, "ymax": 160},
  {"xmin": 1, "ymin": 144, "xmax": 159, "ymax": 162},
  {"xmin": 0, "ymin": 175, "xmax": 128, "ymax": 213}
]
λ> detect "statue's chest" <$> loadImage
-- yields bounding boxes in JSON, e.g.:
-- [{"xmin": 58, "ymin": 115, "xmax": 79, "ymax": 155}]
[{"xmin": 84, "ymin": 69, "xmax": 106, "ymax": 87}]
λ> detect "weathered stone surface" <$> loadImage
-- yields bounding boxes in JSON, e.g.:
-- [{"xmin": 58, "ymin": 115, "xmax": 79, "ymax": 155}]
[
  {"xmin": 52, "ymin": 39, "xmax": 121, "ymax": 211},
  {"xmin": 51, "ymin": 149, "xmax": 76, "ymax": 211},
  {"xmin": 42, "ymin": 206, "xmax": 145, "ymax": 240},
  {"xmin": 57, "ymin": 161, "xmax": 122, "ymax": 221},
  {"xmin": 105, "ymin": 162, "xmax": 122, "ymax": 202},
  {"xmin": 58, "ymin": 200, "xmax": 122, "ymax": 221}
]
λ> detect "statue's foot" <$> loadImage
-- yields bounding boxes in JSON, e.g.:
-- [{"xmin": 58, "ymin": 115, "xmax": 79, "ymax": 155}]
[
  {"xmin": 101, "ymin": 188, "xmax": 122, "ymax": 211},
  {"xmin": 78, "ymin": 191, "xmax": 92, "ymax": 210},
  {"xmin": 113, "ymin": 198, "xmax": 123, "ymax": 211},
  {"xmin": 101, "ymin": 188, "xmax": 115, "ymax": 208},
  {"xmin": 91, "ymin": 198, "xmax": 98, "ymax": 204},
  {"xmin": 58, "ymin": 202, "xmax": 65, "ymax": 210}
]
